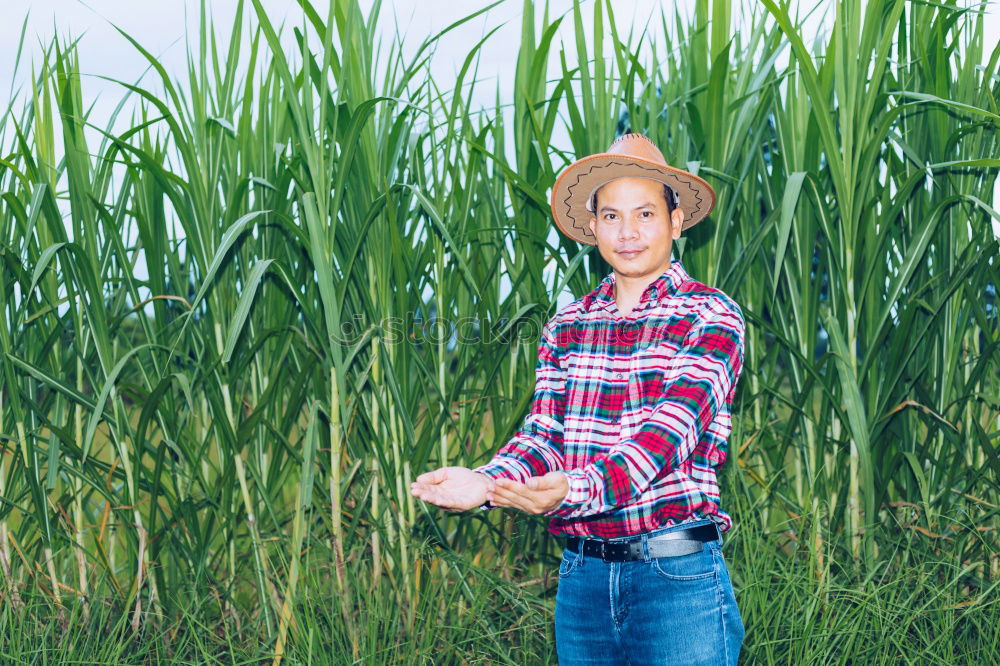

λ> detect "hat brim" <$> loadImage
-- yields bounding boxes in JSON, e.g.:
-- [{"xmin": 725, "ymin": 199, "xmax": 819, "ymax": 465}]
[{"xmin": 550, "ymin": 154, "xmax": 716, "ymax": 246}]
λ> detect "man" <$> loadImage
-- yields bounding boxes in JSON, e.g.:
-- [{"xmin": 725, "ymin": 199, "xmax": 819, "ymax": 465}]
[{"xmin": 410, "ymin": 133, "xmax": 746, "ymax": 665}]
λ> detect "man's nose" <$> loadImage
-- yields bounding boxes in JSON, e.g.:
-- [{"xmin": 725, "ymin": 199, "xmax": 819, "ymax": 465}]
[{"xmin": 618, "ymin": 216, "xmax": 640, "ymax": 239}]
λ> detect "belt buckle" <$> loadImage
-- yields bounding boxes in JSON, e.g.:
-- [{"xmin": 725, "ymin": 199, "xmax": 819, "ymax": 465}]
[
  {"xmin": 601, "ymin": 541, "xmax": 630, "ymax": 561},
  {"xmin": 598, "ymin": 540, "xmax": 618, "ymax": 561}
]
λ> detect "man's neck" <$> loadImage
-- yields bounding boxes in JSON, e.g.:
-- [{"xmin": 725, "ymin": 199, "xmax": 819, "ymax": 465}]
[{"xmin": 612, "ymin": 261, "xmax": 671, "ymax": 314}]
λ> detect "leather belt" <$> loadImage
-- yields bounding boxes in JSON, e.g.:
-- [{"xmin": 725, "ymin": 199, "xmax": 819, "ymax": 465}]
[{"xmin": 565, "ymin": 523, "xmax": 719, "ymax": 562}]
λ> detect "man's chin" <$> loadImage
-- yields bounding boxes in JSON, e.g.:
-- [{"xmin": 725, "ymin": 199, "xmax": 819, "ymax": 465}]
[{"xmin": 609, "ymin": 259, "xmax": 651, "ymax": 275}]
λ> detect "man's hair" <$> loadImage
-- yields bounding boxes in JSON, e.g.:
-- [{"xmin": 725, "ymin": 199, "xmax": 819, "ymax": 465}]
[{"xmin": 590, "ymin": 181, "xmax": 678, "ymax": 216}]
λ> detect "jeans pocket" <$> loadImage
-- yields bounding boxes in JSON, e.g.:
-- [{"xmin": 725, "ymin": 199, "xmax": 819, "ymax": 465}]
[
  {"xmin": 558, "ymin": 547, "xmax": 583, "ymax": 578},
  {"xmin": 650, "ymin": 542, "xmax": 717, "ymax": 581}
]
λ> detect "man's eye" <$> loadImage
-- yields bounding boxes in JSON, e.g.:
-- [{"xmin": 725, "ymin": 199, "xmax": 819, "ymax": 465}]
[{"xmin": 642, "ymin": 211, "xmax": 653, "ymax": 218}]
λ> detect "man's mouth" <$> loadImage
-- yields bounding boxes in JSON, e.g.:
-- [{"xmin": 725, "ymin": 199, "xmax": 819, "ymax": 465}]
[{"xmin": 617, "ymin": 248, "xmax": 645, "ymax": 259}]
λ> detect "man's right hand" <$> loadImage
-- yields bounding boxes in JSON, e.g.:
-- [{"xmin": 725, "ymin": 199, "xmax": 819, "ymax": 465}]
[{"xmin": 410, "ymin": 466, "xmax": 493, "ymax": 512}]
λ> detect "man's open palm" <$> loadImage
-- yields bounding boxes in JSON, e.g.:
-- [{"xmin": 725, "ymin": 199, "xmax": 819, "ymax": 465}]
[
  {"xmin": 487, "ymin": 471, "xmax": 569, "ymax": 515},
  {"xmin": 410, "ymin": 466, "xmax": 489, "ymax": 512}
]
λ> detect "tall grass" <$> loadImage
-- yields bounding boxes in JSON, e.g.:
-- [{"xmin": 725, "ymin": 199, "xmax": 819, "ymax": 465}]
[{"xmin": 0, "ymin": 0, "xmax": 997, "ymax": 662}]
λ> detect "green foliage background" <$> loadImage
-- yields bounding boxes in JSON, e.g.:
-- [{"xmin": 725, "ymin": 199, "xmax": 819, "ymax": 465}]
[{"xmin": 0, "ymin": 0, "xmax": 997, "ymax": 662}]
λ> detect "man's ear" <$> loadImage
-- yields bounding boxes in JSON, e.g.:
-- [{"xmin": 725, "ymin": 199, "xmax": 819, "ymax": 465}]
[
  {"xmin": 670, "ymin": 208, "xmax": 684, "ymax": 239},
  {"xmin": 589, "ymin": 216, "xmax": 596, "ymax": 236}
]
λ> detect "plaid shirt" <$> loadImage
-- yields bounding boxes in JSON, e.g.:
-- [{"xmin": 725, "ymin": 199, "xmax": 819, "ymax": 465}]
[{"xmin": 473, "ymin": 258, "xmax": 745, "ymax": 538}]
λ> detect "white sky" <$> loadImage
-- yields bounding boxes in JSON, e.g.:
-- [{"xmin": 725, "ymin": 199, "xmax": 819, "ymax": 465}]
[
  {"xmin": 3, "ymin": 1, "xmax": 996, "ymax": 108},
  {"xmin": 4, "ymin": 1, "xmax": 997, "ymax": 171},
  {"xmin": 2, "ymin": 0, "xmax": 998, "ymax": 280}
]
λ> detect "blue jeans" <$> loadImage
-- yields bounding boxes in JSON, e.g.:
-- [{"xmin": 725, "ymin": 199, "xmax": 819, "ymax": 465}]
[{"xmin": 554, "ymin": 519, "xmax": 745, "ymax": 665}]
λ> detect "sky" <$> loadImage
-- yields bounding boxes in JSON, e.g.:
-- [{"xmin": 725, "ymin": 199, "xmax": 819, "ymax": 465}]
[
  {"xmin": 3, "ymin": 1, "xmax": 997, "ymax": 177},
  {"xmin": 0, "ymin": 0, "xmax": 710, "ymax": 138},
  {"xmin": 2, "ymin": 1, "xmax": 997, "ymax": 114},
  {"xmin": 2, "ymin": 0, "xmax": 998, "ymax": 297}
]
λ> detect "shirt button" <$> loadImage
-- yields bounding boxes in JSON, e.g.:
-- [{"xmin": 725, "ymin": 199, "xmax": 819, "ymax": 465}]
[{"xmin": 615, "ymin": 372, "xmax": 624, "ymax": 380}]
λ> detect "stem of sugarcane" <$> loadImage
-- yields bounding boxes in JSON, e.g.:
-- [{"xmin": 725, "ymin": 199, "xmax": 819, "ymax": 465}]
[
  {"xmin": 371, "ymin": 456, "xmax": 381, "ymax": 591},
  {"xmin": 16, "ymin": 420, "xmax": 57, "ymax": 607},
  {"xmin": 747, "ymin": 324, "xmax": 769, "ymax": 530},
  {"xmin": 387, "ymin": 387, "xmax": 411, "ymax": 609},
  {"xmin": 74, "ymin": 353, "xmax": 89, "ymax": 618},
  {"xmin": 813, "ymin": 499, "xmax": 828, "ymax": 609},
  {"xmin": 44, "ymin": 546, "xmax": 62, "ymax": 613},
  {"xmin": 328, "ymin": 370, "xmax": 357, "ymax": 655},
  {"xmin": 404, "ymin": 459, "xmax": 414, "ymax": 536},
  {"xmin": 108, "ymin": 519, "xmax": 117, "ymax": 582},
  {"xmin": 0, "ymin": 390, "xmax": 18, "ymax": 609},
  {"xmin": 215, "ymin": 321, "xmax": 238, "ymax": 622},
  {"xmin": 110, "ymin": 395, "xmax": 159, "ymax": 628},
  {"xmin": 0, "ymin": 526, "xmax": 16, "ymax": 608},
  {"xmin": 329, "ymin": 369, "xmax": 345, "ymax": 592},
  {"xmin": 828, "ymin": 419, "xmax": 839, "ymax": 539},
  {"xmin": 369, "ymin": 342, "xmax": 382, "ymax": 592},
  {"xmin": 370, "ymin": 340, "xmax": 395, "ymax": 583},
  {"xmin": 844, "ymin": 245, "xmax": 863, "ymax": 564},
  {"xmin": 235, "ymin": 451, "xmax": 274, "ymax": 635},
  {"xmin": 848, "ymin": 433, "xmax": 860, "ymax": 561},
  {"xmin": 272, "ymin": 483, "xmax": 304, "ymax": 666},
  {"xmin": 437, "ymin": 238, "xmax": 448, "ymax": 467},
  {"xmin": 273, "ymin": 402, "xmax": 318, "ymax": 666},
  {"xmin": 806, "ymin": 415, "xmax": 817, "ymax": 508},
  {"xmin": 793, "ymin": 446, "xmax": 803, "ymax": 507},
  {"xmin": 200, "ymin": 393, "xmax": 210, "ymax": 493},
  {"xmin": 130, "ymin": 526, "xmax": 145, "ymax": 633}
]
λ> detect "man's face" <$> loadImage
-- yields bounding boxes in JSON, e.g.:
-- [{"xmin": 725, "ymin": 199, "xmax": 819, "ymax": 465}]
[{"xmin": 588, "ymin": 176, "xmax": 684, "ymax": 279}]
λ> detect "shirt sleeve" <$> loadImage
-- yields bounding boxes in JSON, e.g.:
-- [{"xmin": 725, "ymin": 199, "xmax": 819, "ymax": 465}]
[
  {"xmin": 543, "ymin": 303, "xmax": 745, "ymax": 520},
  {"xmin": 472, "ymin": 318, "xmax": 567, "ymax": 508}
]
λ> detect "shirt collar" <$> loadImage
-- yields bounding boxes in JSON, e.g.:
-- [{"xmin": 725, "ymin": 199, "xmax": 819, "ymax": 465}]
[{"xmin": 582, "ymin": 258, "xmax": 690, "ymax": 312}]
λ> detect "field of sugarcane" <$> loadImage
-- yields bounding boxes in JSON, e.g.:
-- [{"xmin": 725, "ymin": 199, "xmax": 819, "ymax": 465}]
[{"xmin": 0, "ymin": 0, "xmax": 997, "ymax": 662}]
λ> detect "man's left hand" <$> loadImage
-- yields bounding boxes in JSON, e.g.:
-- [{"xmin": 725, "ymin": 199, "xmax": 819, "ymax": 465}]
[{"xmin": 487, "ymin": 471, "xmax": 569, "ymax": 515}]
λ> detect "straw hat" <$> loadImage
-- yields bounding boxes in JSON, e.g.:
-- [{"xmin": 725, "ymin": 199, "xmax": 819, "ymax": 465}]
[{"xmin": 549, "ymin": 133, "xmax": 716, "ymax": 246}]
